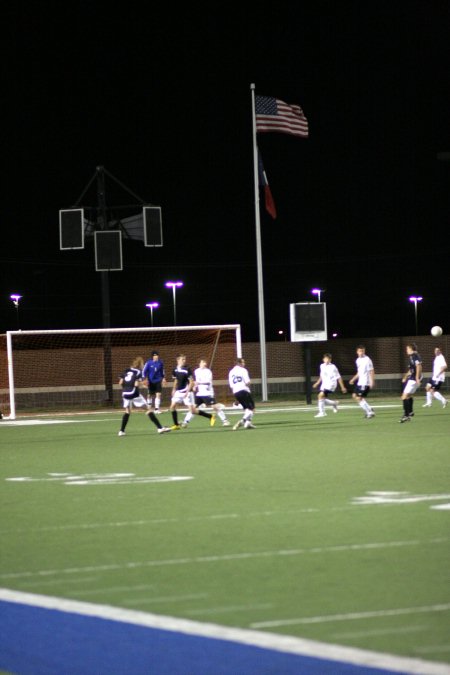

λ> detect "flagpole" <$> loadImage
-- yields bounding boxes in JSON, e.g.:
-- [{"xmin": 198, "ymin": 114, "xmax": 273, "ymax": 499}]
[{"xmin": 250, "ymin": 83, "xmax": 268, "ymax": 401}]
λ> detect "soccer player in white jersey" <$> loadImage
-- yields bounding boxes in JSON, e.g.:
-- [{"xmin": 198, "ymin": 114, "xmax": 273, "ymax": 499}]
[
  {"xmin": 228, "ymin": 357, "xmax": 256, "ymax": 430},
  {"xmin": 312, "ymin": 353, "xmax": 347, "ymax": 417},
  {"xmin": 181, "ymin": 359, "xmax": 230, "ymax": 427},
  {"xmin": 349, "ymin": 345, "xmax": 375, "ymax": 419},
  {"xmin": 170, "ymin": 354, "xmax": 216, "ymax": 430},
  {"xmin": 423, "ymin": 347, "xmax": 448, "ymax": 408}
]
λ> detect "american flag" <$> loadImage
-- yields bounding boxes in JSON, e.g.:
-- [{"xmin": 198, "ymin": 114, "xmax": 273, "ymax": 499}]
[
  {"xmin": 256, "ymin": 96, "xmax": 309, "ymax": 138},
  {"xmin": 258, "ymin": 150, "xmax": 277, "ymax": 219}
]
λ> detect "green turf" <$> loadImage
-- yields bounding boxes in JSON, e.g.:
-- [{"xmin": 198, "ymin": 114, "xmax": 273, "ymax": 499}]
[{"xmin": 0, "ymin": 399, "xmax": 449, "ymax": 664}]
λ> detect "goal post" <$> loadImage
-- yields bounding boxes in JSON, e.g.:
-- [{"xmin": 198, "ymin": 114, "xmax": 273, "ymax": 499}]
[{"xmin": 1, "ymin": 325, "xmax": 242, "ymax": 419}]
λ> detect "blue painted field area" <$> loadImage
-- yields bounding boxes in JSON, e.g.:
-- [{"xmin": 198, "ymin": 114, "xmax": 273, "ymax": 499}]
[{"xmin": 1, "ymin": 592, "xmax": 445, "ymax": 675}]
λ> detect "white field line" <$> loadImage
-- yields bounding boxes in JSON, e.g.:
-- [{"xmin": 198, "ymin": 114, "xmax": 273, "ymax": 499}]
[
  {"xmin": 0, "ymin": 537, "xmax": 447, "ymax": 580},
  {"xmin": 332, "ymin": 626, "xmax": 426, "ymax": 639},
  {"xmin": 0, "ymin": 589, "xmax": 448, "ymax": 675},
  {"xmin": 184, "ymin": 603, "xmax": 274, "ymax": 616},
  {"xmin": 251, "ymin": 604, "xmax": 450, "ymax": 629},
  {"xmin": 0, "ymin": 403, "xmax": 402, "ymax": 424},
  {"xmin": 1, "ymin": 497, "xmax": 446, "ymax": 536}
]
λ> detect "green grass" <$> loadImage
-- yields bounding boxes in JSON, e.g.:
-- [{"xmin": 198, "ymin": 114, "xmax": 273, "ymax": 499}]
[{"xmin": 0, "ymin": 399, "xmax": 449, "ymax": 665}]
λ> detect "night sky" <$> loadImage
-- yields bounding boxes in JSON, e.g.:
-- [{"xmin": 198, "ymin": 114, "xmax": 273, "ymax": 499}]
[{"xmin": 3, "ymin": 3, "xmax": 450, "ymax": 341}]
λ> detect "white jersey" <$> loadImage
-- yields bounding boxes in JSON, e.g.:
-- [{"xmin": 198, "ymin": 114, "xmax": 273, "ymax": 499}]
[
  {"xmin": 432, "ymin": 353, "xmax": 447, "ymax": 383},
  {"xmin": 355, "ymin": 355, "xmax": 374, "ymax": 387},
  {"xmin": 319, "ymin": 363, "xmax": 341, "ymax": 392},
  {"xmin": 229, "ymin": 365, "xmax": 251, "ymax": 394},
  {"xmin": 194, "ymin": 366, "xmax": 215, "ymax": 397}
]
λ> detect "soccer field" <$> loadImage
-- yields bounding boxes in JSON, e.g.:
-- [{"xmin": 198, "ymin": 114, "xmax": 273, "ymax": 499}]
[{"xmin": 0, "ymin": 400, "xmax": 449, "ymax": 674}]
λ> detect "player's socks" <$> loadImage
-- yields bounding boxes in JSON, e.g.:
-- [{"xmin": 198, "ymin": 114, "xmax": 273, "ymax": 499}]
[
  {"xmin": 120, "ymin": 413, "xmax": 129, "ymax": 432},
  {"xmin": 148, "ymin": 411, "xmax": 162, "ymax": 429}
]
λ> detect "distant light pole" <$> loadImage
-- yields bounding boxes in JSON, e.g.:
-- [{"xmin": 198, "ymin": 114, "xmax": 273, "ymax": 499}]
[
  {"xmin": 145, "ymin": 302, "xmax": 159, "ymax": 327},
  {"xmin": 10, "ymin": 294, "xmax": 22, "ymax": 330},
  {"xmin": 311, "ymin": 288, "xmax": 324, "ymax": 303},
  {"xmin": 409, "ymin": 296, "xmax": 423, "ymax": 335},
  {"xmin": 165, "ymin": 281, "xmax": 183, "ymax": 325}
]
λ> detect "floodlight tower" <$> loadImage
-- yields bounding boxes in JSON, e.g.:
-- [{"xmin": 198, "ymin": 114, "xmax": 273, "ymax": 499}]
[
  {"xmin": 145, "ymin": 302, "xmax": 159, "ymax": 327},
  {"xmin": 165, "ymin": 281, "xmax": 183, "ymax": 325},
  {"xmin": 10, "ymin": 294, "xmax": 22, "ymax": 330},
  {"xmin": 409, "ymin": 296, "xmax": 422, "ymax": 336}
]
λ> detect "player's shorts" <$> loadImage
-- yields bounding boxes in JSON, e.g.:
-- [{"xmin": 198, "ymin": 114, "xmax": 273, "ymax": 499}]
[
  {"xmin": 403, "ymin": 379, "xmax": 420, "ymax": 395},
  {"xmin": 194, "ymin": 395, "xmax": 216, "ymax": 407},
  {"xmin": 234, "ymin": 390, "xmax": 255, "ymax": 411},
  {"xmin": 148, "ymin": 381, "xmax": 163, "ymax": 395},
  {"xmin": 320, "ymin": 388, "xmax": 336, "ymax": 396},
  {"xmin": 171, "ymin": 389, "xmax": 195, "ymax": 407},
  {"xmin": 122, "ymin": 394, "xmax": 148, "ymax": 409},
  {"xmin": 427, "ymin": 378, "xmax": 442, "ymax": 391},
  {"xmin": 353, "ymin": 385, "xmax": 370, "ymax": 398}
]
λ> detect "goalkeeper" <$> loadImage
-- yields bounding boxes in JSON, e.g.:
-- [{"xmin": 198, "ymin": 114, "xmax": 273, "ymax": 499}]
[{"xmin": 143, "ymin": 350, "xmax": 166, "ymax": 414}]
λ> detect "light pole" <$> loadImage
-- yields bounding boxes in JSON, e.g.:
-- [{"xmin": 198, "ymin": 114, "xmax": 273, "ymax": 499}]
[
  {"xmin": 409, "ymin": 296, "xmax": 422, "ymax": 336},
  {"xmin": 10, "ymin": 294, "xmax": 22, "ymax": 330},
  {"xmin": 145, "ymin": 302, "xmax": 159, "ymax": 327},
  {"xmin": 311, "ymin": 288, "xmax": 324, "ymax": 303},
  {"xmin": 165, "ymin": 281, "xmax": 183, "ymax": 325}
]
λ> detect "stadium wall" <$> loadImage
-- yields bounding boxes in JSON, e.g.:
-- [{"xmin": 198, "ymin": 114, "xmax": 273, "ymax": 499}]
[
  {"xmin": 0, "ymin": 334, "xmax": 448, "ymax": 413},
  {"xmin": 240, "ymin": 334, "xmax": 450, "ymax": 396}
]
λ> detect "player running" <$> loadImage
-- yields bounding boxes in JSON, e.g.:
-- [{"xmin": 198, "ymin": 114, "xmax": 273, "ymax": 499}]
[
  {"xmin": 181, "ymin": 359, "xmax": 230, "ymax": 427},
  {"xmin": 118, "ymin": 357, "xmax": 171, "ymax": 435},
  {"xmin": 312, "ymin": 353, "xmax": 347, "ymax": 417},
  {"xmin": 228, "ymin": 357, "xmax": 256, "ymax": 430},
  {"xmin": 169, "ymin": 354, "xmax": 216, "ymax": 430},
  {"xmin": 349, "ymin": 345, "xmax": 375, "ymax": 419}
]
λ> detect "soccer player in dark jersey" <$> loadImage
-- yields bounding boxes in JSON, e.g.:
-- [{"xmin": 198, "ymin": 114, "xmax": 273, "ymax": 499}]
[
  {"xmin": 143, "ymin": 350, "xmax": 166, "ymax": 414},
  {"xmin": 118, "ymin": 357, "xmax": 171, "ymax": 435},
  {"xmin": 399, "ymin": 343, "xmax": 423, "ymax": 423},
  {"xmin": 169, "ymin": 354, "xmax": 215, "ymax": 429}
]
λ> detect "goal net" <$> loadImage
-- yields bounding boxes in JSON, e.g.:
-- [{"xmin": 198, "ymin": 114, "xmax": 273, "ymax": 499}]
[{"xmin": 0, "ymin": 325, "xmax": 241, "ymax": 419}]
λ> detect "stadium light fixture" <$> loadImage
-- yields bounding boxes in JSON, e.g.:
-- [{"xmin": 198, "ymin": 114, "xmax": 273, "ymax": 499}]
[
  {"xmin": 311, "ymin": 288, "xmax": 324, "ymax": 302},
  {"xmin": 165, "ymin": 281, "xmax": 183, "ymax": 325},
  {"xmin": 145, "ymin": 302, "xmax": 159, "ymax": 327},
  {"xmin": 10, "ymin": 294, "xmax": 22, "ymax": 330},
  {"xmin": 409, "ymin": 296, "xmax": 423, "ymax": 336}
]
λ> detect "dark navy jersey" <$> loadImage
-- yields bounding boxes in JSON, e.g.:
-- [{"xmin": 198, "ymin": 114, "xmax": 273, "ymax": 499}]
[
  {"xmin": 143, "ymin": 359, "xmax": 165, "ymax": 383},
  {"xmin": 172, "ymin": 365, "xmax": 193, "ymax": 391},
  {"xmin": 120, "ymin": 366, "xmax": 142, "ymax": 397},
  {"xmin": 407, "ymin": 352, "xmax": 422, "ymax": 380}
]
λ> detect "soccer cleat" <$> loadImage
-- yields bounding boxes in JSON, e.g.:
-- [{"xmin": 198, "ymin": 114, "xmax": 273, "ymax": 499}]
[
  {"xmin": 222, "ymin": 420, "xmax": 231, "ymax": 427},
  {"xmin": 408, "ymin": 412, "xmax": 414, "ymax": 417},
  {"xmin": 443, "ymin": 400, "xmax": 448, "ymax": 409},
  {"xmin": 171, "ymin": 424, "xmax": 181, "ymax": 431},
  {"xmin": 399, "ymin": 416, "xmax": 411, "ymax": 423},
  {"xmin": 332, "ymin": 403, "xmax": 339, "ymax": 413},
  {"xmin": 315, "ymin": 412, "xmax": 327, "ymax": 418},
  {"xmin": 118, "ymin": 431, "xmax": 126, "ymax": 436},
  {"xmin": 244, "ymin": 421, "xmax": 256, "ymax": 429},
  {"xmin": 233, "ymin": 420, "xmax": 244, "ymax": 430},
  {"xmin": 210, "ymin": 414, "xmax": 216, "ymax": 427},
  {"xmin": 422, "ymin": 403, "xmax": 431, "ymax": 407},
  {"xmin": 157, "ymin": 427, "xmax": 171, "ymax": 434},
  {"xmin": 365, "ymin": 411, "xmax": 375, "ymax": 418},
  {"xmin": 180, "ymin": 422, "xmax": 188, "ymax": 428}
]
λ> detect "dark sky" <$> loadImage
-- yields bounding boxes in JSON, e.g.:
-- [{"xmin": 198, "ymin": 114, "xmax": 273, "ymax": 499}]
[{"xmin": 3, "ymin": 2, "xmax": 450, "ymax": 341}]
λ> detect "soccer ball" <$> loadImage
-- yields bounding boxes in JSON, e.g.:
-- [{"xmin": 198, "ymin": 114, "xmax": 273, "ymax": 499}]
[{"xmin": 431, "ymin": 326, "xmax": 443, "ymax": 337}]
